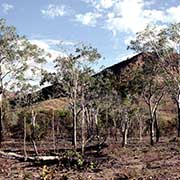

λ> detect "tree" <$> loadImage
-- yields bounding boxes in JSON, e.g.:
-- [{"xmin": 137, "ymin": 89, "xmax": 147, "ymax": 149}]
[
  {"xmin": 42, "ymin": 44, "xmax": 101, "ymax": 150},
  {"xmin": 128, "ymin": 23, "xmax": 180, "ymax": 137},
  {"xmin": 0, "ymin": 19, "xmax": 47, "ymax": 145},
  {"xmin": 142, "ymin": 59, "xmax": 164, "ymax": 145},
  {"xmin": 14, "ymin": 83, "xmax": 45, "ymax": 157},
  {"xmin": 90, "ymin": 70, "xmax": 117, "ymax": 140},
  {"xmin": 108, "ymin": 94, "xmax": 135, "ymax": 147}
]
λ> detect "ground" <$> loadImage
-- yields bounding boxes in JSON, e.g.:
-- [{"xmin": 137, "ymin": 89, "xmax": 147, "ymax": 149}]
[{"xmin": 0, "ymin": 137, "xmax": 180, "ymax": 179}]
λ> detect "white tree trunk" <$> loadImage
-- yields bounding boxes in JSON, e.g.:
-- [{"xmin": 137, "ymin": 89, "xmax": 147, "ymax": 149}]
[
  {"xmin": 52, "ymin": 110, "xmax": 56, "ymax": 152},
  {"xmin": 81, "ymin": 100, "xmax": 85, "ymax": 155},
  {"xmin": 31, "ymin": 110, "xmax": 38, "ymax": 156},
  {"xmin": 124, "ymin": 127, "xmax": 128, "ymax": 145},
  {"xmin": 72, "ymin": 75, "xmax": 78, "ymax": 149},
  {"xmin": 24, "ymin": 117, "xmax": 27, "ymax": 161},
  {"xmin": 73, "ymin": 97, "xmax": 77, "ymax": 148},
  {"xmin": 94, "ymin": 107, "xmax": 99, "ymax": 138},
  {"xmin": 122, "ymin": 113, "xmax": 129, "ymax": 147},
  {"xmin": 177, "ymin": 90, "xmax": 180, "ymax": 137}
]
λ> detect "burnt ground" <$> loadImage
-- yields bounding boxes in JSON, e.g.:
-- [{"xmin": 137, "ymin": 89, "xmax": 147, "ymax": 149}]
[{"xmin": 0, "ymin": 137, "xmax": 180, "ymax": 179}]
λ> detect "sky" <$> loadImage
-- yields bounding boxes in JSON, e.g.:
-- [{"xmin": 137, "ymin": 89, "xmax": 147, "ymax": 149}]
[{"xmin": 0, "ymin": 0, "xmax": 180, "ymax": 71}]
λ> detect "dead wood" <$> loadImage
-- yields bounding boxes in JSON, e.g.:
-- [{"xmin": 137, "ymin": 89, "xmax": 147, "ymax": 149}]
[{"xmin": 0, "ymin": 150, "xmax": 60, "ymax": 163}]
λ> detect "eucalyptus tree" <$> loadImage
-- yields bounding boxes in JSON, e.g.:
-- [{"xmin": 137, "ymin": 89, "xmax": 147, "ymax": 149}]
[
  {"xmin": 78, "ymin": 65, "xmax": 97, "ymax": 154},
  {"xmin": 42, "ymin": 44, "xmax": 101, "ymax": 149},
  {"xmin": 128, "ymin": 23, "xmax": 180, "ymax": 137},
  {"xmin": 140, "ymin": 63, "xmax": 165, "ymax": 145},
  {"xmin": 0, "ymin": 19, "xmax": 46, "ymax": 144},
  {"xmin": 120, "ymin": 97, "xmax": 138, "ymax": 147},
  {"xmin": 89, "ymin": 69, "xmax": 120, "ymax": 140},
  {"xmin": 16, "ymin": 83, "xmax": 41, "ymax": 156},
  {"xmin": 128, "ymin": 54, "xmax": 165, "ymax": 145}
]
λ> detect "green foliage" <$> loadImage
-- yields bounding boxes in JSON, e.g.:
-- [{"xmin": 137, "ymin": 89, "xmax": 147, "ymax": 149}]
[
  {"xmin": 41, "ymin": 43, "xmax": 101, "ymax": 99},
  {"xmin": 8, "ymin": 109, "xmax": 51, "ymax": 139},
  {"xmin": 0, "ymin": 18, "xmax": 49, "ymax": 143},
  {"xmin": 128, "ymin": 23, "xmax": 180, "ymax": 98},
  {"xmin": 60, "ymin": 150, "xmax": 97, "ymax": 170},
  {"xmin": 61, "ymin": 150, "xmax": 84, "ymax": 169},
  {"xmin": 89, "ymin": 162, "xmax": 97, "ymax": 170},
  {"xmin": 0, "ymin": 18, "xmax": 47, "ymax": 93},
  {"xmin": 58, "ymin": 109, "xmax": 69, "ymax": 117}
]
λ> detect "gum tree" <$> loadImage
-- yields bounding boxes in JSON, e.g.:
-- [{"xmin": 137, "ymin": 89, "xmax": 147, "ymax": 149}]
[
  {"xmin": 0, "ymin": 19, "xmax": 46, "ymax": 144},
  {"xmin": 128, "ymin": 23, "xmax": 180, "ymax": 137},
  {"xmin": 42, "ymin": 44, "xmax": 101, "ymax": 149}
]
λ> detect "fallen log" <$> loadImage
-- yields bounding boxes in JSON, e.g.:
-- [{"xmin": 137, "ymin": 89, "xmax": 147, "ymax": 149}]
[
  {"xmin": 0, "ymin": 141, "xmax": 108, "ymax": 164},
  {"xmin": 0, "ymin": 150, "xmax": 60, "ymax": 163}
]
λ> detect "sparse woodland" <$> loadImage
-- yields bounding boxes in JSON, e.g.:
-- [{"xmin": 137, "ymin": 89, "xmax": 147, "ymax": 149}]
[{"xmin": 0, "ymin": 18, "xmax": 180, "ymax": 179}]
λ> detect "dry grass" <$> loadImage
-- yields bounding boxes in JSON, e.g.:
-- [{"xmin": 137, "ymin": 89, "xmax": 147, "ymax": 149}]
[
  {"xmin": 34, "ymin": 98, "xmax": 69, "ymax": 111},
  {"xmin": 1, "ymin": 138, "xmax": 180, "ymax": 179}
]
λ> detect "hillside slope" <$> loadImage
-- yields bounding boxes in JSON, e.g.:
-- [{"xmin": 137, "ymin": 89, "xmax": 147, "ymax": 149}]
[{"xmin": 32, "ymin": 53, "xmax": 176, "ymax": 128}]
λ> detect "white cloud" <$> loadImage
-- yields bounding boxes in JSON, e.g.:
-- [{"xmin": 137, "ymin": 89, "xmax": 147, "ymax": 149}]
[
  {"xmin": 75, "ymin": 12, "xmax": 102, "ymax": 26},
  {"xmin": 166, "ymin": 5, "xmax": 180, "ymax": 22},
  {"xmin": 42, "ymin": 39, "xmax": 75, "ymax": 46},
  {"xmin": 124, "ymin": 35, "xmax": 136, "ymax": 46},
  {"xmin": 83, "ymin": 0, "xmax": 115, "ymax": 10},
  {"xmin": 107, "ymin": 12, "xmax": 115, "ymax": 19},
  {"xmin": 82, "ymin": 0, "xmax": 99, "ymax": 8},
  {"xmin": 30, "ymin": 39, "xmax": 66, "ymax": 59},
  {"xmin": 79, "ymin": 0, "xmax": 180, "ymax": 51},
  {"xmin": 30, "ymin": 40, "xmax": 49, "ymax": 51},
  {"xmin": 80, "ymin": 0, "xmax": 152, "ymax": 34},
  {"xmin": 143, "ymin": 10, "xmax": 165, "ymax": 22},
  {"xmin": 81, "ymin": 0, "xmax": 180, "ymax": 36},
  {"xmin": 41, "ymin": 4, "xmax": 67, "ymax": 18},
  {"xmin": 101, "ymin": 0, "xmax": 114, "ymax": 8},
  {"xmin": 105, "ymin": 0, "xmax": 151, "ymax": 35},
  {"xmin": 29, "ymin": 39, "xmax": 67, "ymax": 73},
  {"xmin": 1, "ymin": 3, "xmax": 14, "ymax": 14},
  {"xmin": 99, "ymin": 0, "xmax": 114, "ymax": 9}
]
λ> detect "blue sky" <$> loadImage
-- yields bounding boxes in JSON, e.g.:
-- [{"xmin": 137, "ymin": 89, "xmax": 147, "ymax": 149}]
[{"xmin": 0, "ymin": 0, "xmax": 180, "ymax": 71}]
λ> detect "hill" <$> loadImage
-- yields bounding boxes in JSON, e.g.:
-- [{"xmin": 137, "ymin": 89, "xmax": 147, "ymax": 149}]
[
  {"xmin": 38, "ymin": 52, "xmax": 149, "ymax": 100},
  {"xmin": 11, "ymin": 52, "xmax": 176, "ymax": 129}
]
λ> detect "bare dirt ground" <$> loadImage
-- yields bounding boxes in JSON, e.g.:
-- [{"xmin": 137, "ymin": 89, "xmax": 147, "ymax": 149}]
[{"xmin": 0, "ymin": 137, "xmax": 180, "ymax": 179}]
